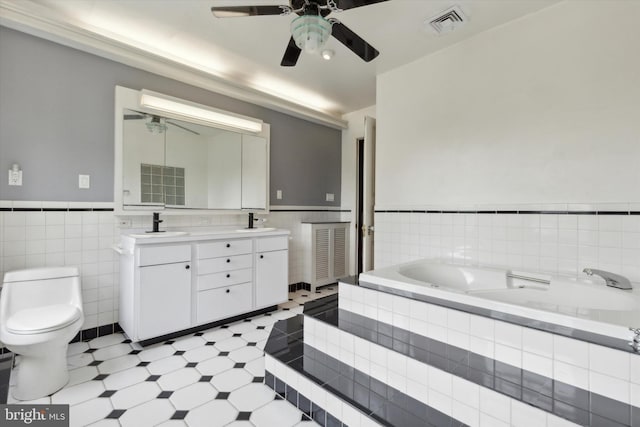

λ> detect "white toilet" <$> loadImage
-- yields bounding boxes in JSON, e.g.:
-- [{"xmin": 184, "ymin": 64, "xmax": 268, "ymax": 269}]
[{"xmin": 0, "ymin": 267, "xmax": 84, "ymax": 400}]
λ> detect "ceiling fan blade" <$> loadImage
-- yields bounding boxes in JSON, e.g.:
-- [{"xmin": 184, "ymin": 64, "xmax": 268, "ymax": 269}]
[
  {"xmin": 335, "ymin": 0, "xmax": 388, "ymax": 11},
  {"xmin": 331, "ymin": 22, "xmax": 379, "ymax": 62},
  {"xmin": 281, "ymin": 37, "xmax": 302, "ymax": 67},
  {"xmin": 211, "ymin": 5, "xmax": 289, "ymax": 18}
]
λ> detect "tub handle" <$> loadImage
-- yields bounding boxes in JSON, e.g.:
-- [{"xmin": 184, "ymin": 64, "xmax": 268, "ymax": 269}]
[{"xmin": 506, "ymin": 273, "xmax": 550, "ymax": 285}]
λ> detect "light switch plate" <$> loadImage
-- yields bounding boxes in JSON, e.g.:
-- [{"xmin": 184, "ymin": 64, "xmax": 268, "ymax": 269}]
[
  {"xmin": 79, "ymin": 174, "xmax": 90, "ymax": 189},
  {"xmin": 276, "ymin": 190, "xmax": 282, "ymax": 200},
  {"xmin": 326, "ymin": 193, "xmax": 334, "ymax": 202}
]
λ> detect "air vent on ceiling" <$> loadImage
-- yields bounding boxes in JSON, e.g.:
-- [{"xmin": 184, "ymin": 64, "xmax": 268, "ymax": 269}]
[{"xmin": 426, "ymin": 5, "xmax": 467, "ymax": 35}]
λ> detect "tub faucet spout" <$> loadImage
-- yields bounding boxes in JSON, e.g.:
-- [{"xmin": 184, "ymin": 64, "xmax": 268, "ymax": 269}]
[{"xmin": 583, "ymin": 268, "xmax": 632, "ymax": 290}]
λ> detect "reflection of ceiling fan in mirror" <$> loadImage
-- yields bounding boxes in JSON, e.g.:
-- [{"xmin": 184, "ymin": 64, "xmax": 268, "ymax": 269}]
[
  {"xmin": 211, "ymin": 0, "xmax": 388, "ymax": 66},
  {"xmin": 124, "ymin": 111, "xmax": 200, "ymax": 135}
]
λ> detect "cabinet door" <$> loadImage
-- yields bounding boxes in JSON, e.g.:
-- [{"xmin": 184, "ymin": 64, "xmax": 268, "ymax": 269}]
[
  {"xmin": 241, "ymin": 135, "xmax": 268, "ymax": 209},
  {"xmin": 139, "ymin": 262, "xmax": 191, "ymax": 339},
  {"xmin": 255, "ymin": 250, "xmax": 288, "ymax": 308}
]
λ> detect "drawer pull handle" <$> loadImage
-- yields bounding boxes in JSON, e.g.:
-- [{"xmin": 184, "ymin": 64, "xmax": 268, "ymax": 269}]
[
  {"xmin": 226, "ymin": 259, "xmax": 231, "ymax": 263},
  {"xmin": 226, "ymin": 274, "xmax": 231, "ymax": 278},
  {"xmin": 260, "ymin": 255, "xmax": 264, "ymax": 259},
  {"xmin": 226, "ymin": 243, "xmax": 231, "ymax": 248},
  {"xmin": 226, "ymin": 289, "xmax": 230, "ymax": 294},
  {"xmin": 185, "ymin": 265, "xmax": 190, "ymax": 270}
]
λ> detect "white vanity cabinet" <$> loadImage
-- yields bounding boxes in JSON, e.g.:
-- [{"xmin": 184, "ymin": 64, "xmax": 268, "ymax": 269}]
[{"xmin": 118, "ymin": 229, "xmax": 289, "ymax": 343}]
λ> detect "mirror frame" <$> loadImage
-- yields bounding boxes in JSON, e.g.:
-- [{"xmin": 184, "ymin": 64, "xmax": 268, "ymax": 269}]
[{"xmin": 114, "ymin": 86, "xmax": 270, "ymax": 215}]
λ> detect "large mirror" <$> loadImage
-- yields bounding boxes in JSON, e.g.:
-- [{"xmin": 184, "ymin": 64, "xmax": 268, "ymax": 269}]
[{"xmin": 115, "ymin": 86, "xmax": 269, "ymax": 214}]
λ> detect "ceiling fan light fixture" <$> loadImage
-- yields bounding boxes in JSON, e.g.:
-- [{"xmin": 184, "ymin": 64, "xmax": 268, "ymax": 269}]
[
  {"xmin": 291, "ymin": 15, "xmax": 332, "ymax": 54},
  {"xmin": 321, "ymin": 49, "xmax": 334, "ymax": 60}
]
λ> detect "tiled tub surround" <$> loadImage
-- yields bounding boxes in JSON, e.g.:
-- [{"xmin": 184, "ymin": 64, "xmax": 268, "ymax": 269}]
[
  {"xmin": 0, "ymin": 200, "xmax": 345, "ymax": 348},
  {"xmin": 336, "ymin": 282, "xmax": 640, "ymax": 426},
  {"xmin": 359, "ymin": 260, "xmax": 639, "ymax": 348},
  {"xmin": 3, "ymin": 288, "xmax": 337, "ymax": 426},
  {"xmin": 373, "ymin": 207, "xmax": 640, "ymax": 284}
]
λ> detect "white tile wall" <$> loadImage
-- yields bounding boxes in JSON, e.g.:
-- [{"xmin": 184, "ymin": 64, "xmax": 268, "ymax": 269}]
[
  {"xmin": 0, "ymin": 202, "xmax": 341, "ymax": 341},
  {"xmin": 374, "ymin": 207, "xmax": 640, "ymax": 283},
  {"xmin": 304, "ymin": 314, "xmax": 582, "ymax": 427},
  {"xmin": 338, "ymin": 283, "xmax": 636, "ymax": 409}
]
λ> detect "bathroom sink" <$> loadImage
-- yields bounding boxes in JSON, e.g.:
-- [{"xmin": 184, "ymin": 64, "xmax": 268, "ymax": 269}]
[
  {"xmin": 235, "ymin": 227, "xmax": 277, "ymax": 233},
  {"xmin": 129, "ymin": 231, "xmax": 189, "ymax": 238}
]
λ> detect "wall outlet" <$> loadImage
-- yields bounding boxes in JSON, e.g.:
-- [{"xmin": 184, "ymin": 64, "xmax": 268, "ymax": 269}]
[
  {"xmin": 326, "ymin": 193, "xmax": 334, "ymax": 202},
  {"xmin": 79, "ymin": 174, "xmax": 90, "ymax": 189},
  {"xmin": 276, "ymin": 190, "xmax": 282, "ymax": 200},
  {"xmin": 8, "ymin": 169, "xmax": 22, "ymax": 186}
]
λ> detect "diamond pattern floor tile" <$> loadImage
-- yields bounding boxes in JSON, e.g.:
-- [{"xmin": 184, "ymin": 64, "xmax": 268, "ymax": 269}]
[
  {"xmin": 182, "ymin": 345, "xmax": 219, "ymax": 363},
  {"xmin": 68, "ymin": 365, "xmax": 100, "ymax": 387},
  {"xmin": 214, "ymin": 337, "xmax": 247, "ymax": 352},
  {"xmin": 52, "ymin": 380, "xmax": 105, "ymax": 405},
  {"xmin": 138, "ymin": 344, "xmax": 176, "ymax": 362},
  {"xmin": 97, "ymin": 354, "xmax": 140, "ymax": 374},
  {"xmin": 251, "ymin": 399, "xmax": 305, "ymax": 427},
  {"xmin": 110, "ymin": 381, "xmax": 161, "ymax": 409},
  {"xmin": 228, "ymin": 383, "xmax": 276, "ymax": 412},
  {"xmin": 102, "ymin": 366, "xmax": 150, "ymax": 390},
  {"xmin": 92, "ymin": 343, "xmax": 134, "ymax": 361},
  {"xmin": 170, "ymin": 382, "xmax": 218, "ymax": 410},
  {"xmin": 171, "ymin": 336, "xmax": 206, "ymax": 351},
  {"xmin": 157, "ymin": 368, "xmax": 201, "ymax": 391},
  {"xmin": 118, "ymin": 398, "xmax": 175, "ymax": 427},
  {"xmin": 184, "ymin": 399, "xmax": 238, "ymax": 427},
  {"xmin": 243, "ymin": 358, "xmax": 265, "ymax": 377},
  {"xmin": 89, "ymin": 333, "xmax": 127, "ymax": 349},
  {"xmin": 210, "ymin": 368, "xmax": 252, "ymax": 392},
  {"xmin": 195, "ymin": 356, "xmax": 234, "ymax": 376},
  {"xmin": 8, "ymin": 288, "xmax": 338, "ymax": 426},
  {"xmin": 201, "ymin": 328, "xmax": 233, "ymax": 342},
  {"xmin": 69, "ymin": 394, "xmax": 113, "ymax": 427},
  {"xmin": 147, "ymin": 355, "xmax": 187, "ymax": 375},
  {"xmin": 228, "ymin": 346, "xmax": 263, "ymax": 363}
]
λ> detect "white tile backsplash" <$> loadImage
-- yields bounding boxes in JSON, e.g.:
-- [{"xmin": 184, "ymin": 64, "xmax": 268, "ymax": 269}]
[
  {"xmin": 374, "ymin": 210, "xmax": 640, "ymax": 282},
  {"xmin": 0, "ymin": 204, "xmax": 339, "ymax": 341}
]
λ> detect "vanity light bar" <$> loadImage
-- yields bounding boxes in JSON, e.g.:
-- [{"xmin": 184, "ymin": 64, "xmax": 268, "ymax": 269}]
[{"xmin": 139, "ymin": 90, "xmax": 263, "ymax": 133}]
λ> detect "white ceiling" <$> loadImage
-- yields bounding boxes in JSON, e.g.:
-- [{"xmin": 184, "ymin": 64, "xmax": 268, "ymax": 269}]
[{"xmin": 2, "ymin": 0, "xmax": 561, "ymax": 118}]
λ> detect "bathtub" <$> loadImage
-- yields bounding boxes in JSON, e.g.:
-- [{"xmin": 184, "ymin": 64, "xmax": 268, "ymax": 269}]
[{"xmin": 359, "ymin": 259, "xmax": 640, "ymax": 342}]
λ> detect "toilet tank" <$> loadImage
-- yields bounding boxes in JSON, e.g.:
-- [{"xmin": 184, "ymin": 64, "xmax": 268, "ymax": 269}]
[{"xmin": 2, "ymin": 267, "xmax": 81, "ymax": 313}]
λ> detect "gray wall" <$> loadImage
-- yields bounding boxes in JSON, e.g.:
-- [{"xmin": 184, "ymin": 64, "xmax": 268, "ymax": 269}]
[{"xmin": 0, "ymin": 27, "xmax": 341, "ymax": 206}]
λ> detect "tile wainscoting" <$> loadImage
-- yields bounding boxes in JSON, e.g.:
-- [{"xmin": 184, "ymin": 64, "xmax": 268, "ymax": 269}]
[
  {"xmin": 374, "ymin": 204, "xmax": 640, "ymax": 283},
  {"xmin": 0, "ymin": 201, "xmax": 348, "ymax": 349}
]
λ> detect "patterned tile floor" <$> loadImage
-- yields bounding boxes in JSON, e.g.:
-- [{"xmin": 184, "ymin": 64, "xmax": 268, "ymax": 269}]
[{"xmin": 8, "ymin": 287, "xmax": 338, "ymax": 427}]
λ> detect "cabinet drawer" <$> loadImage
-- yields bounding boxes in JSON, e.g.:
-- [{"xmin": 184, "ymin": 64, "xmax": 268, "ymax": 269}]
[
  {"xmin": 197, "ymin": 268, "xmax": 252, "ymax": 291},
  {"xmin": 139, "ymin": 244, "xmax": 191, "ymax": 267},
  {"xmin": 198, "ymin": 254, "xmax": 252, "ymax": 275},
  {"xmin": 197, "ymin": 282, "xmax": 252, "ymax": 324},
  {"xmin": 256, "ymin": 236, "xmax": 288, "ymax": 252},
  {"xmin": 198, "ymin": 239, "xmax": 253, "ymax": 259}
]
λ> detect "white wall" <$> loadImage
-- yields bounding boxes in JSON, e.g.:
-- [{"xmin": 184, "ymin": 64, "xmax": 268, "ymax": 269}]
[
  {"xmin": 376, "ymin": 0, "xmax": 640, "ymax": 208},
  {"xmin": 341, "ymin": 105, "xmax": 376, "ymax": 274}
]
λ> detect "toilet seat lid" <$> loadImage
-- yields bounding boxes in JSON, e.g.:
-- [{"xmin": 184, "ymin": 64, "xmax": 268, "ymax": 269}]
[{"xmin": 6, "ymin": 305, "xmax": 81, "ymax": 334}]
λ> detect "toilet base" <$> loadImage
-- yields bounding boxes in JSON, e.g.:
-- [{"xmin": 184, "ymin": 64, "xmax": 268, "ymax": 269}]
[{"xmin": 11, "ymin": 342, "xmax": 70, "ymax": 401}]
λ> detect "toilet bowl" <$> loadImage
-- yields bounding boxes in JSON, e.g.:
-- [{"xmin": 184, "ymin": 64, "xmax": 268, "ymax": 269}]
[{"xmin": 0, "ymin": 267, "xmax": 84, "ymax": 400}]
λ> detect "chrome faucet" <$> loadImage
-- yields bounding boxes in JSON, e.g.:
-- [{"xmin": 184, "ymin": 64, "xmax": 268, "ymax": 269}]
[{"xmin": 583, "ymin": 268, "xmax": 633, "ymax": 290}]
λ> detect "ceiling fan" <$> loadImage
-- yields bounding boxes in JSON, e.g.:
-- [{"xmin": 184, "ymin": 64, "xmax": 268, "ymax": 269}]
[{"xmin": 211, "ymin": 0, "xmax": 388, "ymax": 67}]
